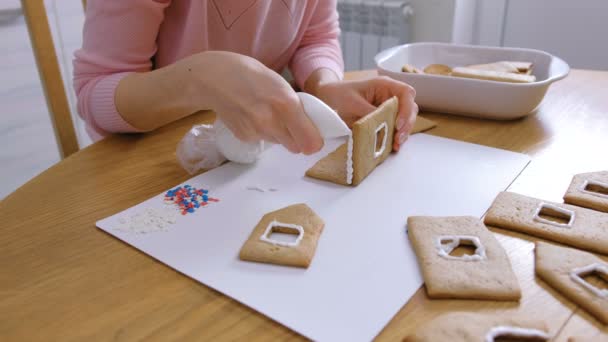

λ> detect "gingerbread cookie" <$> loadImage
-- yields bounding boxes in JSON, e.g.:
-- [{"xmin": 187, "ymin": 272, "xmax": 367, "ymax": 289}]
[
  {"xmin": 411, "ymin": 115, "xmax": 437, "ymax": 134},
  {"xmin": 403, "ymin": 311, "xmax": 550, "ymax": 342},
  {"xmin": 402, "ymin": 64, "xmax": 423, "ymax": 74},
  {"xmin": 307, "ymin": 97, "xmax": 436, "ymax": 186},
  {"xmin": 509, "ymin": 61, "xmax": 534, "ymax": 74},
  {"xmin": 404, "ymin": 61, "xmax": 534, "ymax": 78},
  {"xmin": 535, "ymin": 242, "xmax": 608, "ymax": 325},
  {"xmin": 407, "ymin": 216, "xmax": 521, "ymax": 300},
  {"xmin": 239, "ymin": 203, "xmax": 324, "ymax": 268},
  {"xmin": 564, "ymin": 171, "xmax": 608, "ymax": 213},
  {"xmin": 423, "ymin": 64, "xmax": 452, "ymax": 76},
  {"xmin": 465, "ymin": 61, "xmax": 534, "ymax": 75},
  {"xmin": 484, "ymin": 191, "xmax": 608, "ymax": 255},
  {"xmin": 465, "ymin": 61, "xmax": 520, "ymax": 74},
  {"xmin": 306, "ymin": 97, "xmax": 397, "ymax": 185},
  {"xmin": 451, "ymin": 67, "xmax": 536, "ymax": 83},
  {"xmin": 350, "ymin": 96, "xmax": 398, "ymax": 185}
]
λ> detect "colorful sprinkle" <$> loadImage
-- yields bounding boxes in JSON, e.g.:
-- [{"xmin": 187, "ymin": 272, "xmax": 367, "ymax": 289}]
[{"xmin": 164, "ymin": 185, "xmax": 219, "ymax": 215}]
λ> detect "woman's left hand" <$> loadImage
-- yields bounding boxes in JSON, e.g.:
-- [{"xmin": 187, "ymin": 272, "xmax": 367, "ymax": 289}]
[{"xmin": 311, "ymin": 76, "xmax": 418, "ymax": 152}]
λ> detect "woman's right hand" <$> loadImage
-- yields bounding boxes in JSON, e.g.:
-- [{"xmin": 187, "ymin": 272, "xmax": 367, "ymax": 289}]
[{"xmin": 184, "ymin": 51, "xmax": 323, "ymax": 155}]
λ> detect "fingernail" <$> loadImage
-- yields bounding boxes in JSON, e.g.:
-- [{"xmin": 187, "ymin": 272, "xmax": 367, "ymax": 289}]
[
  {"xmin": 396, "ymin": 117, "xmax": 406, "ymax": 130},
  {"xmin": 398, "ymin": 132, "xmax": 408, "ymax": 144}
]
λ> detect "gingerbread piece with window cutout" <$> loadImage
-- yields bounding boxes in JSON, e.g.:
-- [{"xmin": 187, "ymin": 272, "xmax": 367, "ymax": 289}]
[
  {"xmin": 404, "ymin": 312, "xmax": 550, "ymax": 342},
  {"xmin": 239, "ymin": 203, "xmax": 324, "ymax": 268},
  {"xmin": 535, "ymin": 241, "xmax": 608, "ymax": 325},
  {"xmin": 484, "ymin": 191, "xmax": 608, "ymax": 255},
  {"xmin": 564, "ymin": 170, "xmax": 608, "ymax": 213},
  {"xmin": 407, "ymin": 216, "xmax": 521, "ymax": 300},
  {"xmin": 306, "ymin": 97, "xmax": 398, "ymax": 186},
  {"xmin": 305, "ymin": 97, "xmax": 437, "ymax": 186}
]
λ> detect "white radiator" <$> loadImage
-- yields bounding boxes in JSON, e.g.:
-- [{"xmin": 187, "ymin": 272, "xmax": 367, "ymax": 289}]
[{"xmin": 337, "ymin": 0, "xmax": 413, "ymax": 71}]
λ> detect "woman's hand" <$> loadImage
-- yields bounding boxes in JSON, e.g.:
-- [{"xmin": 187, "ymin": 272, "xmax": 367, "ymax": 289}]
[
  {"xmin": 116, "ymin": 51, "xmax": 323, "ymax": 155},
  {"xmin": 307, "ymin": 73, "xmax": 418, "ymax": 152},
  {"xmin": 190, "ymin": 51, "xmax": 323, "ymax": 154}
]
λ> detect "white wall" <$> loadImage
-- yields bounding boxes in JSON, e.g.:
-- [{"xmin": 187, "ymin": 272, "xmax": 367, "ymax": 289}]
[
  {"xmin": 471, "ymin": 0, "xmax": 608, "ymax": 70},
  {"xmin": 451, "ymin": 0, "xmax": 476, "ymax": 44},
  {"xmin": 408, "ymin": 0, "xmax": 456, "ymax": 43},
  {"xmin": 472, "ymin": 0, "xmax": 506, "ymax": 46},
  {"xmin": 502, "ymin": 0, "xmax": 608, "ymax": 70}
]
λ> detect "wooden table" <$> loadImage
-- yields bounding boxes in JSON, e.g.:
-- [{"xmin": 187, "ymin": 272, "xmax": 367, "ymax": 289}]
[{"xmin": 2, "ymin": 70, "xmax": 607, "ymax": 341}]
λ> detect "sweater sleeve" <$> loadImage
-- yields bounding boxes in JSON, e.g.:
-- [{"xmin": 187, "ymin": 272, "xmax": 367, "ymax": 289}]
[
  {"xmin": 289, "ymin": 0, "xmax": 344, "ymax": 90},
  {"xmin": 73, "ymin": 0, "xmax": 171, "ymax": 139}
]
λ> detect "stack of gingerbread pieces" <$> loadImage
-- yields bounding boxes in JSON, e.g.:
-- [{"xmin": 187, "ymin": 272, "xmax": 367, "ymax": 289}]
[
  {"xmin": 483, "ymin": 171, "xmax": 608, "ymax": 325},
  {"xmin": 402, "ymin": 60, "xmax": 536, "ymax": 83},
  {"xmin": 404, "ymin": 171, "xmax": 608, "ymax": 341}
]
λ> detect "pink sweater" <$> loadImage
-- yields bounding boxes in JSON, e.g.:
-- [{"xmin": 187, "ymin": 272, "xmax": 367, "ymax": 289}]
[{"xmin": 73, "ymin": 0, "xmax": 344, "ymax": 140}]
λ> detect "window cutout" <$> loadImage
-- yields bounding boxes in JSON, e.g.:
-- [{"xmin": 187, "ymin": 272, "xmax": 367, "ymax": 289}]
[
  {"xmin": 580, "ymin": 179, "xmax": 608, "ymax": 199},
  {"xmin": 486, "ymin": 326, "xmax": 549, "ymax": 342},
  {"xmin": 269, "ymin": 230, "xmax": 300, "ymax": 244},
  {"xmin": 583, "ymin": 271, "xmax": 608, "ymax": 291},
  {"xmin": 373, "ymin": 122, "xmax": 388, "ymax": 158},
  {"xmin": 259, "ymin": 221, "xmax": 304, "ymax": 248},
  {"xmin": 570, "ymin": 263, "xmax": 608, "ymax": 298},
  {"xmin": 533, "ymin": 203, "xmax": 575, "ymax": 228},
  {"xmin": 435, "ymin": 235, "xmax": 487, "ymax": 261},
  {"xmin": 449, "ymin": 243, "xmax": 477, "ymax": 258}
]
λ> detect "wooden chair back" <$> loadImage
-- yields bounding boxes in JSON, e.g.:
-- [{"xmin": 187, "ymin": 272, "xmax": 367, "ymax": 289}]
[{"xmin": 20, "ymin": 0, "xmax": 87, "ymax": 158}]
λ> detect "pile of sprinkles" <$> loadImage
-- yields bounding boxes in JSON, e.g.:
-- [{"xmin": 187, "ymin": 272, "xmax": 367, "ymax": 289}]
[
  {"xmin": 164, "ymin": 184, "xmax": 219, "ymax": 215},
  {"xmin": 116, "ymin": 207, "xmax": 178, "ymax": 234}
]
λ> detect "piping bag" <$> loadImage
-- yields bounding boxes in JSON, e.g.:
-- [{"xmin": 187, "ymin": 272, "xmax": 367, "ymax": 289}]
[
  {"xmin": 214, "ymin": 93, "xmax": 350, "ymax": 163},
  {"xmin": 176, "ymin": 93, "xmax": 351, "ymax": 173}
]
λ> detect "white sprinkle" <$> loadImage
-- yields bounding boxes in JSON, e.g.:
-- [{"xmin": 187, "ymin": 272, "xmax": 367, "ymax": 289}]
[{"xmin": 115, "ymin": 207, "xmax": 178, "ymax": 234}]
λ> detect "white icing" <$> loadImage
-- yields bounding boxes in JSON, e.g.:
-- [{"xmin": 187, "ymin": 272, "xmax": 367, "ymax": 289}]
[
  {"xmin": 484, "ymin": 326, "xmax": 550, "ymax": 342},
  {"xmin": 580, "ymin": 179, "xmax": 608, "ymax": 199},
  {"xmin": 246, "ymin": 186, "xmax": 279, "ymax": 193},
  {"xmin": 373, "ymin": 122, "xmax": 388, "ymax": 159},
  {"xmin": 297, "ymin": 92, "xmax": 354, "ymax": 184},
  {"xmin": 115, "ymin": 207, "xmax": 178, "ymax": 234},
  {"xmin": 533, "ymin": 202, "xmax": 575, "ymax": 228},
  {"xmin": 346, "ymin": 133, "xmax": 354, "ymax": 185},
  {"xmin": 260, "ymin": 220, "xmax": 304, "ymax": 247},
  {"xmin": 435, "ymin": 235, "xmax": 487, "ymax": 261},
  {"xmin": 569, "ymin": 263, "xmax": 608, "ymax": 298},
  {"xmin": 297, "ymin": 92, "xmax": 351, "ymax": 138}
]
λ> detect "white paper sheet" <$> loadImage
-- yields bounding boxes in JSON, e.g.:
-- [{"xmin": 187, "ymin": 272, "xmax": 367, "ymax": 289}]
[{"xmin": 97, "ymin": 133, "xmax": 530, "ymax": 341}]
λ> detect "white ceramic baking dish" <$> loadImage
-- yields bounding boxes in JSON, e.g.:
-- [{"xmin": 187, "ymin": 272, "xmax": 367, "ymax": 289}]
[{"xmin": 374, "ymin": 42, "xmax": 570, "ymax": 119}]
